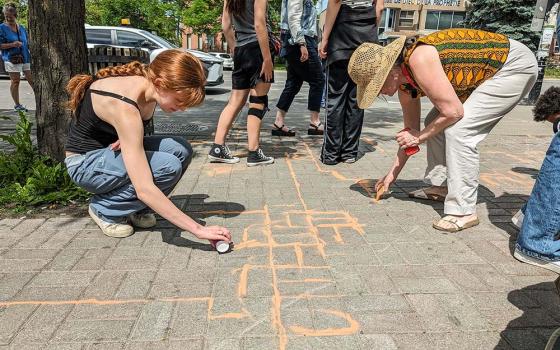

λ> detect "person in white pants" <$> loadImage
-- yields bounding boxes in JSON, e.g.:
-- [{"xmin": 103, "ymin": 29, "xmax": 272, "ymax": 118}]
[{"xmin": 347, "ymin": 29, "xmax": 538, "ymax": 232}]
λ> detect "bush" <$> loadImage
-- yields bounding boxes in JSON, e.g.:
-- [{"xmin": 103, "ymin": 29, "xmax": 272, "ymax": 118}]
[
  {"xmin": 545, "ymin": 66, "xmax": 560, "ymax": 79},
  {"xmin": 0, "ymin": 112, "xmax": 89, "ymax": 213}
]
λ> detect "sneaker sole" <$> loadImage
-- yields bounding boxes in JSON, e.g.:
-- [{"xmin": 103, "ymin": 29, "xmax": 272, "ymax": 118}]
[
  {"xmin": 513, "ymin": 249, "xmax": 560, "ymax": 274},
  {"xmin": 247, "ymin": 158, "xmax": 275, "ymax": 167},
  {"xmin": 208, "ymin": 155, "xmax": 240, "ymax": 164}
]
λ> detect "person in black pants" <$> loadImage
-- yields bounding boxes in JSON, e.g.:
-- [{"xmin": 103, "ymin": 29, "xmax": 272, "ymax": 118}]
[
  {"xmin": 272, "ymin": 0, "xmax": 325, "ymax": 137},
  {"xmin": 318, "ymin": 0, "xmax": 383, "ymax": 165}
]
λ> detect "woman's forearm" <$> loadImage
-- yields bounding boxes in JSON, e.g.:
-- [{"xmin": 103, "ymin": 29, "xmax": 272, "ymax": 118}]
[
  {"xmin": 419, "ymin": 112, "xmax": 461, "ymax": 143},
  {"xmin": 137, "ymin": 184, "xmax": 202, "ymax": 234},
  {"xmin": 322, "ymin": 0, "xmax": 342, "ymax": 42}
]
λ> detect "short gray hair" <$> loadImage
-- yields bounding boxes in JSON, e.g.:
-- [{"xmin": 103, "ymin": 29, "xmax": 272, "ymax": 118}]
[{"xmin": 2, "ymin": 3, "xmax": 17, "ymax": 15}]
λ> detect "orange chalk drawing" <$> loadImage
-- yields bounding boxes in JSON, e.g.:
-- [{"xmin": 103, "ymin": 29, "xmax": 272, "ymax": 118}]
[{"xmin": 289, "ymin": 309, "xmax": 360, "ymax": 336}]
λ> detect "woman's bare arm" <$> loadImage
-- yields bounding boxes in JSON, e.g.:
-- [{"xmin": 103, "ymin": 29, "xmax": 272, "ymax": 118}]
[{"xmin": 408, "ymin": 45, "xmax": 464, "ymax": 143}]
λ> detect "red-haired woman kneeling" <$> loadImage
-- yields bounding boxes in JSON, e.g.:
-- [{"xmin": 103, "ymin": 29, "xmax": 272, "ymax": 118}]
[{"xmin": 64, "ymin": 49, "xmax": 232, "ymax": 245}]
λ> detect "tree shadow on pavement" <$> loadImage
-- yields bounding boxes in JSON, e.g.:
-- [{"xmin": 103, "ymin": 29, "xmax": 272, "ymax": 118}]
[
  {"xmin": 495, "ymin": 281, "xmax": 560, "ymax": 350},
  {"xmin": 159, "ymin": 194, "xmax": 245, "ymax": 250}
]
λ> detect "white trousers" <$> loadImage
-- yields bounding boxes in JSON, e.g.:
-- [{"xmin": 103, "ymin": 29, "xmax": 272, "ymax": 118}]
[{"xmin": 423, "ymin": 39, "xmax": 538, "ymax": 215}]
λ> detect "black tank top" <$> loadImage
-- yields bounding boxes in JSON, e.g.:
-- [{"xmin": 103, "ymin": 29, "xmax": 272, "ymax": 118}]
[{"xmin": 65, "ymin": 89, "xmax": 152, "ymax": 154}]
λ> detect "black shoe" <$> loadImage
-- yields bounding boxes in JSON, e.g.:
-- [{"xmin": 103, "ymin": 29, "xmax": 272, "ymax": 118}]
[
  {"xmin": 247, "ymin": 148, "xmax": 274, "ymax": 167},
  {"xmin": 208, "ymin": 143, "xmax": 240, "ymax": 164}
]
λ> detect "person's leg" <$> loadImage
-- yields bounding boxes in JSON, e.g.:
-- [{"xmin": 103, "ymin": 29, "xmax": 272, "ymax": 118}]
[
  {"xmin": 143, "ymin": 135, "xmax": 193, "ymax": 174},
  {"xmin": 407, "ymin": 107, "xmax": 448, "ymax": 199},
  {"xmin": 340, "ymin": 76, "xmax": 364, "ymax": 161},
  {"xmin": 275, "ymin": 53, "xmax": 304, "ymax": 132},
  {"xmin": 8, "ymin": 72, "xmax": 21, "ymax": 107},
  {"xmin": 515, "ymin": 132, "xmax": 560, "ymax": 265},
  {"xmin": 214, "ymin": 89, "xmax": 250, "ymax": 145},
  {"xmin": 247, "ymin": 81, "xmax": 272, "ymax": 151},
  {"xmin": 23, "ymin": 69, "xmax": 33, "ymax": 88},
  {"xmin": 306, "ymin": 45, "xmax": 325, "ymax": 131},
  {"xmin": 321, "ymin": 60, "xmax": 348, "ymax": 165},
  {"xmin": 434, "ymin": 39, "xmax": 537, "ymax": 231},
  {"xmin": 88, "ymin": 150, "xmax": 183, "ymax": 223}
]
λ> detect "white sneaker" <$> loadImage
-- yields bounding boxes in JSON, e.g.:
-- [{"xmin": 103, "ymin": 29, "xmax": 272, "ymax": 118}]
[
  {"xmin": 512, "ymin": 209, "xmax": 524, "ymax": 230},
  {"xmin": 513, "ymin": 247, "xmax": 560, "ymax": 274},
  {"xmin": 88, "ymin": 206, "xmax": 134, "ymax": 238},
  {"xmin": 129, "ymin": 212, "xmax": 157, "ymax": 228}
]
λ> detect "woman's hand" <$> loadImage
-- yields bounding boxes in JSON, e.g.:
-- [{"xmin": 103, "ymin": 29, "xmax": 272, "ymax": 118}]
[
  {"xmin": 375, "ymin": 172, "xmax": 396, "ymax": 194},
  {"xmin": 396, "ymin": 128, "xmax": 421, "ymax": 149},
  {"xmin": 260, "ymin": 57, "xmax": 274, "ymax": 82},
  {"xmin": 193, "ymin": 225, "xmax": 232, "ymax": 244},
  {"xmin": 110, "ymin": 140, "xmax": 121, "ymax": 151},
  {"xmin": 319, "ymin": 39, "xmax": 328, "ymax": 59},
  {"xmin": 300, "ymin": 45, "xmax": 309, "ymax": 62}
]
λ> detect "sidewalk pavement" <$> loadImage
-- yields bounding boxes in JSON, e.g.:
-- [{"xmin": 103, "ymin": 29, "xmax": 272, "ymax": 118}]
[{"xmin": 0, "ymin": 73, "xmax": 559, "ymax": 349}]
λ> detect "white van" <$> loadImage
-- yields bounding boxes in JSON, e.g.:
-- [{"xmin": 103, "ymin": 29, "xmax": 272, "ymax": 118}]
[{"xmin": 85, "ymin": 25, "xmax": 224, "ymax": 86}]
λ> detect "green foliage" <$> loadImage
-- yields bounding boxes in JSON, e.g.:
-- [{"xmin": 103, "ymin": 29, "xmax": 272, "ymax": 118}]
[
  {"xmin": 0, "ymin": 0, "xmax": 29, "ymax": 27},
  {"xmin": 181, "ymin": 0, "xmax": 282, "ymax": 36},
  {"xmin": 0, "ymin": 113, "xmax": 89, "ymax": 212},
  {"xmin": 545, "ymin": 66, "xmax": 560, "ymax": 78},
  {"xmin": 465, "ymin": 0, "xmax": 540, "ymax": 51},
  {"xmin": 85, "ymin": 0, "xmax": 183, "ymax": 44},
  {"xmin": 182, "ymin": 0, "xmax": 222, "ymax": 35}
]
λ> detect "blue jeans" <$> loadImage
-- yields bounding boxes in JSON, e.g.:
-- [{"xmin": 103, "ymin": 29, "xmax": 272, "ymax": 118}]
[
  {"xmin": 516, "ymin": 132, "xmax": 560, "ymax": 260},
  {"xmin": 65, "ymin": 136, "xmax": 193, "ymax": 223}
]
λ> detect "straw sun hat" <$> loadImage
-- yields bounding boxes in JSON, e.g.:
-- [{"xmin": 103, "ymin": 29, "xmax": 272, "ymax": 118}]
[{"xmin": 348, "ymin": 36, "xmax": 406, "ymax": 109}]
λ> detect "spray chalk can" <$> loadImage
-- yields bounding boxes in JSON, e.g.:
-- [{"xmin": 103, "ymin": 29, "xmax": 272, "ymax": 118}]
[
  {"xmin": 212, "ymin": 240, "xmax": 231, "ymax": 254},
  {"xmin": 400, "ymin": 128, "xmax": 420, "ymax": 156}
]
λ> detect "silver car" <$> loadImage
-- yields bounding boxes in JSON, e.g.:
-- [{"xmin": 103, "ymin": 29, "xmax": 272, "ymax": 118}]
[
  {"xmin": 85, "ymin": 25, "xmax": 224, "ymax": 86},
  {"xmin": 209, "ymin": 52, "xmax": 234, "ymax": 70}
]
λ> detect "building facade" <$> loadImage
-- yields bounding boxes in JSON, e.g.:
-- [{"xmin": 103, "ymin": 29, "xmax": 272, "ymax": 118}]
[{"xmin": 380, "ymin": 0, "xmax": 468, "ymax": 41}]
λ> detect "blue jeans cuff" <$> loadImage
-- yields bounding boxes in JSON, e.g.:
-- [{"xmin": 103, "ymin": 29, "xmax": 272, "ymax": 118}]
[{"xmin": 515, "ymin": 243, "xmax": 560, "ymax": 262}]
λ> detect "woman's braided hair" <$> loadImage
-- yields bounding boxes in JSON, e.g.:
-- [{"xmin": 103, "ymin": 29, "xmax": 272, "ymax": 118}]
[{"xmin": 66, "ymin": 49, "xmax": 206, "ymax": 116}]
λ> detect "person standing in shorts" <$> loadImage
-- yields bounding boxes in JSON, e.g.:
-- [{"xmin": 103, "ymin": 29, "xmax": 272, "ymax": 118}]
[
  {"xmin": 0, "ymin": 3, "xmax": 32, "ymax": 112},
  {"xmin": 208, "ymin": 0, "xmax": 275, "ymax": 166}
]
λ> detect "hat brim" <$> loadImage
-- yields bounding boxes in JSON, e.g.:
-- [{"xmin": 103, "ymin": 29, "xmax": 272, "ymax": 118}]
[{"xmin": 350, "ymin": 37, "xmax": 406, "ymax": 109}]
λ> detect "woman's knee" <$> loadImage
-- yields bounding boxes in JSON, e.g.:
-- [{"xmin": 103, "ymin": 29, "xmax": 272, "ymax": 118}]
[{"xmin": 152, "ymin": 153, "xmax": 183, "ymax": 186}]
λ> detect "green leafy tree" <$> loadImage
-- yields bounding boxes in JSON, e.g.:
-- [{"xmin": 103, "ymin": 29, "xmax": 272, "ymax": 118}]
[
  {"xmin": 182, "ymin": 0, "xmax": 222, "ymax": 35},
  {"xmin": 0, "ymin": 0, "xmax": 28, "ymax": 26},
  {"xmin": 465, "ymin": 0, "xmax": 540, "ymax": 51},
  {"xmin": 85, "ymin": 0, "xmax": 182, "ymax": 44}
]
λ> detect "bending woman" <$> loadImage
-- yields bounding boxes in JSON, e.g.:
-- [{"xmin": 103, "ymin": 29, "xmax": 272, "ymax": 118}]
[
  {"xmin": 349, "ymin": 29, "xmax": 537, "ymax": 232},
  {"xmin": 65, "ymin": 49, "xmax": 232, "ymax": 245},
  {"xmin": 208, "ymin": 0, "xmax": 275, "ymax": 166}
]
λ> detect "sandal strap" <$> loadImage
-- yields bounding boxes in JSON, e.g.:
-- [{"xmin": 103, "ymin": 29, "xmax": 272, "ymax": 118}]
[
  {"xmin": 309, "ymin": 122, "xmax": 323, "ymax": 129},
  {"xmin": 273, "ymin": 123, "xmax": 285, "ymax": 130},
  {"xmin": 438, "ymin": 216, "xmax": 460, "ymax": 229}
]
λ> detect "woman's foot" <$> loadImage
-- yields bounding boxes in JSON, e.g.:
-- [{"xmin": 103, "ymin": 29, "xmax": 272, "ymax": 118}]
[
  {"xmin": 308, "ymin": 121, "xmax": 324, "ymax": 135},
  {"xmin": 271, "ymin": 123, "xmax": 296, "ymax": 137},
  {"xmin": 208, "ymin": 143, "xmax": 240, "ymax": 164},
  {"xmin": 88, "ymin": 206, "xmax": 134, "ymax": 238},
  {"xmin": 409, "ymin": 186, "xmax": 448, "ymax": 202},
  {"xmin": 433, "ymin": 214, "xmax": 479, "ymax": 233}
]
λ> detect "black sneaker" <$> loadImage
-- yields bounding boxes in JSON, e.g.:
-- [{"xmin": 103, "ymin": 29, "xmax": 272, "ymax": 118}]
[
  {"xmin": 208, "ymin": 143, "xmax": 240, "ymax": 164},
  {"xmin": 247, "ymin": 148, "xmax": 274, "ymax": 167}
]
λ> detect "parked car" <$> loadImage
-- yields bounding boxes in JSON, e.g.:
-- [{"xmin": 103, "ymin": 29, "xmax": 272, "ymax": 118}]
[
  {"xmin": 209, "ymin": 52, "xmax": 233, "ymax": 70},
  {"xmin": 85, "ymin": 25, "xmax": 224, "ymax": 86}
]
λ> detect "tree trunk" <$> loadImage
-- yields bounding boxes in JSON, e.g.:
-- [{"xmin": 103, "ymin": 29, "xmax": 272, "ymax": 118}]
[{"xmin": 28, "ymin": 0, "xmax": 88, "ymax": 161}]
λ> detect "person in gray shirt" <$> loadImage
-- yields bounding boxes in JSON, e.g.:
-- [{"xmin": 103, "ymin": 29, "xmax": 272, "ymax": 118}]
[{"xmin": 208, "ymin": 0, "xmax": 276, "ymax": 166}]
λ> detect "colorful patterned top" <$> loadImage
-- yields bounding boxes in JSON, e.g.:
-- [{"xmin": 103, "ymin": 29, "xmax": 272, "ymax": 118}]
[{"xmin": 401, "ymin": 29, "xmax": 510, "ymax": 101}]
